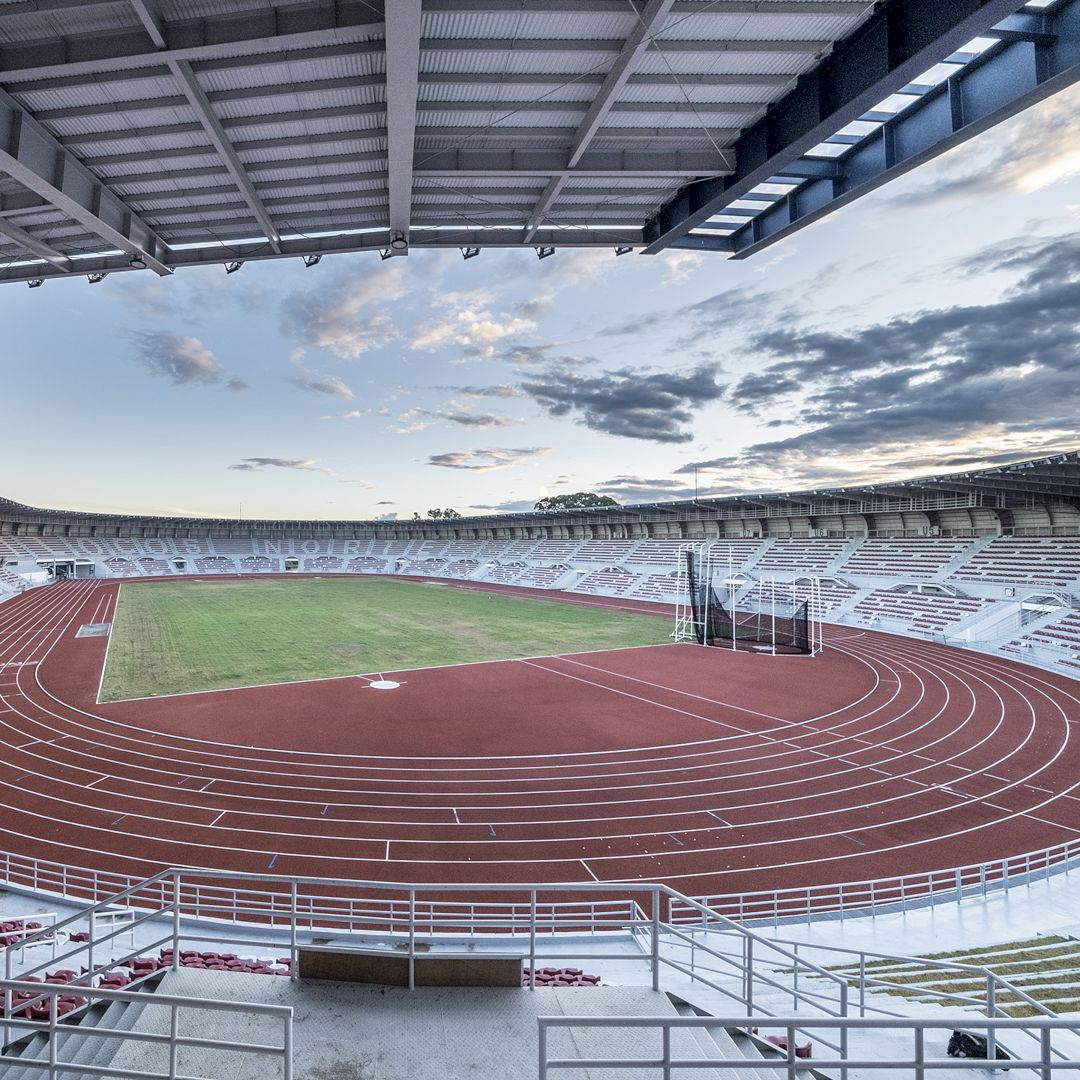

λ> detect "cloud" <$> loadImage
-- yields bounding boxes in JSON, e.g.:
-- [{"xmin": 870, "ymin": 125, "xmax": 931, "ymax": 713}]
[
  {"xmin": 392, "ymin": 401, "xmax": 516, "ymax": 433},
  {"xmin": 660, "ymin": 250, "xmax": 705, "ymax": 285},
  {"xmin": 596, "ymin": 475, "xmax": 695, "ymax": 502},
  {"xmin": 289, "ymin": 372, "xmax": 355, "ymax": 399},
  {"xmin": 427, "ymin": 447, "xmax": 551, "ymax": 472},
  {"xmin": 410, "ymin": 296, "xmax": 536, "ymax": 358},
  {"xmin": 451, "ymin": 384, "xmax": 523, "ymax": 399},
  {"xmin": 226, "ymin": 377, "xmax": 250, "ymax": 392},
  {"xmin": 376, "ymin": 512, "xmax": 398, "ymax": 521},
  {"xmin": 520, "ymin": 364, "xmax": 724, "ymax": 443},
  {"xmin": 375, "ymin": 500, "xmax": 395, "ymax": 505},
  {"xmin": 131, "ymin": 331, "xmax": 225, "ymax": 386},
  {"xmin": 279, "ymin": 262, "xmax": 405, "ymax": 359},
  {"xmin": 469, "ymin": 499, "xmax": 537, "ymax": 512},
  {"xmin": 228, "ymin": 457, "xmax": 326, "ymax": 474},
  {"xmin": 679, "ymin": 235, "xmax": 1080, "ymax": 488}
]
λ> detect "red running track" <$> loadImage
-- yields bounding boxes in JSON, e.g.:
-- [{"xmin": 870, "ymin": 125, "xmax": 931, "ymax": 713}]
[{"xmin": 0, "ymin": 578, "xmax": 1078, "ymax": 898}]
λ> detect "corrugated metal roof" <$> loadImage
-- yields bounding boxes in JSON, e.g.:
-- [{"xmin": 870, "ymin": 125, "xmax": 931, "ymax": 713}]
[{"xmin": 0, "ymin": 0, "xmax": 980, "ymax": 275}]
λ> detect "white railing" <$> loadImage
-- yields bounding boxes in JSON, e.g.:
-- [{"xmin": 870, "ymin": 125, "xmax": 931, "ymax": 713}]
[
  {"xmin": 2, "ymin": 836, "xmax": 1080, "ymax": 939},
  {"xmin": 675, "ymin": 835, "xmax": 1080, "ymax": 925},
  {"xmin": 1, "ymin": 978, "xmax": 292, "ymax": 1080},
  {"xmin": 537, "ymin": 1016, "xmax": 1080, "ymax": 1079}
]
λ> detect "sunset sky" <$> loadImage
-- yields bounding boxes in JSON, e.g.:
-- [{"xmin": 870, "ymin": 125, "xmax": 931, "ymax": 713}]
[{"xmin": 4, "ymin": 81, "xmax": 1080, "ymax": 521}]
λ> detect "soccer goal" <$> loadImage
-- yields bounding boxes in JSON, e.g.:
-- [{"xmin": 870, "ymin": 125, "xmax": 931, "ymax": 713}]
[{"xmin": 672, "ymin": 546, "xmax": 822, "ymax": 655}]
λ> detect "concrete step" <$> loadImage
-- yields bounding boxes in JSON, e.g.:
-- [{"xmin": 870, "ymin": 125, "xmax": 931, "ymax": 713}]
[{"xmin": 671, "ymin": 997, "xmax": 777, "ymax": 1080}]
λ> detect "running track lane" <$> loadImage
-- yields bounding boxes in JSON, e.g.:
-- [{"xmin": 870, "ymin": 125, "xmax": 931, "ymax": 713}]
[{"xmin": 0, "ymin": 580, "xmax": 1077, "ymax": 896}]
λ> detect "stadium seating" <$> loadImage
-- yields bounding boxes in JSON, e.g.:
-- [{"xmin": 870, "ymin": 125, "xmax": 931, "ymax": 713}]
[
  {"xmin": 305, "ymin": 555, "xmax": 343, "ymax": 571},
  {"xmin": 851, "ymin": 590, "xmax": 991, "ymax": 632},
  {"xmin": 837, "ymin": 538, "xmax": 974, "ymax": 579},
  {"xmin": 239, "ymin": 555, "xmax": 278, "ymax": 572},
  {"xmin": 569, "ymin": 568, "xmax": 642, "ymax": 596},
  {"xmin": 136, "ymin": 556, "xmax": 173, "ymax": 575},
  {"xmin": 574, "ymin": 540, "xmax": 636, "ymax": 563},
  {"xmin": 949, "ymin": 537, "xmax": 1080, "ymax": 589},
  {"xmin": 405, "ymin": 557, "xmax": 447, "ymax": 576},
  {"xmin": 742, "ymin": 580, "xmax": 856, "ymax": 618},
  {"xmin": 346, "ymin": 556, "xmax": 388, "ymax": 573},
  {"xmin": 443, "ymin": 559, "xmax": 479, "ymax": 579},
  {"xmin": 102, "ymin": 557, "xmax": 140, "ymax": 577},
  {"xmin": 753, "ymin": 538, "xmax": 850, "ymax": 575},
  {"xmin": 629, "ymin": 572, "xmax": 681, "ymax": 601},
  {"xmin": 1003, "ymin": 610, "xmax": 1080, "ymax": 673},
  {"xmin": 485, "ymin": 563, "xmax": 526, "ymax": 584},
  {"xmin": 193, "ymin": 556, "xmax": 236, "ymax": 574},
  {"xmin": 516, "ymin": 566, "xmax": 570, "ymax": 588}
]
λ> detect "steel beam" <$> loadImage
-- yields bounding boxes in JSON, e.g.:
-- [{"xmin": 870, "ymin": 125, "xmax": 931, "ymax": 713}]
[
  {"xmin": 642, "ymin": 0, "xmax": 1028, "ymax": 252},
  {"xmin": 726, "ymin": 1, "xmax": 1080, "ymax": 258},
  {"xmin": 415, "ymin": 148, "xmax": 732, "ymax": 176},
  {"xmin": 418, "ymin": 37, "xmax": 830, "ymax": 53},
  {"xmin": 384, "ymin": 0, "xmax": 422, "ymax": 250},
  {"xmin": 0, "ymin": 88, "xmax": 170, "ymax": 273},
  {"xmin": 524, "ymin": 0, "xmax": 676, "ymax": 241},
  {"xmin": 0, "ymin": 217, "xmax": 71, "ymax": 270},
  {"xmin": 0, "ymin": 1, "xmax": 384, "ymax": 84}
]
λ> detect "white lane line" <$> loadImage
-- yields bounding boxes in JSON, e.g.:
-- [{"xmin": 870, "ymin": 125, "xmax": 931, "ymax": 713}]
[
  {"xmin": 580, "ymin": 859, "xmax": 599, "ymax": 882},
  {"xmin": 85, "ymin": 776, "xmax": 107, "ymax": 789},
  {"xmin": 210, "ymin": 810, "xmax": 227, "ymax": 827},
  {"xmin": 384, "ymin": 839, "xmax": 390, "ymax": 861},
  {"xmin": 200, "ymin": 780, "xmax": 215, "ymax": 793},
  {"xmin": 452, "ymin": 807, "xmax": 461, "ymax": 824}
]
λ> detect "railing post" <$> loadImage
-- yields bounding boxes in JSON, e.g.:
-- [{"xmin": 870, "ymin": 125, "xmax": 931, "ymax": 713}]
[
  {"xmin": 914, "ymin": 1026, "xmax": 925, "ymax": 1080},
  {"xmin": 745, "ymin": 936, "xmax": 754, "ymax": 1015},
  {"xmin": 651, "ymin": 888, "xmax": 660, "ymax": 993},
  {"xmin": 839, "ymin": 982, "xmax": 849, "ymax": 1080},
  {"xmin": 48, "ymin": 991, "xmax": 57, "ymax": 1080},
  {"xmin": 289, "ymin": 880, "xmax": 298, "ymax": 982},
  {"xmin": 786, "ymin": 1024, "xmax": 797, "ymax": 1080},
  {"xmin": 538, "ymin": 1020, "xmax": 547, "ymax": 1080},
  {"xmin": 529, "ymin": 889, "xmax": 537, "ymax": 990},
  {"xmin": 408, "ymin": 889, "xmax": 416, "ymax": 991},
  {"xmin": 169, "ymin": 1001, "xmax": 179, "ymax": 1080},
  {"xmin": 859, "ymin": 955, "xmax": 866, "ymax": 1017},
  {"xmin": 172, "ymin": 870, "xmax": 181, "ymax": 972},
  {"xmin": 986, "ymin": 977, "xmax": 997, "ymax": 1063},
  {"xmin": 284, "ymin": 1009, "xmax": 294, "ymax": 1080},
  {"xmin": 1041, "ymin": 1025, "xmax": 1052, "ymax": 1080},
  {"xmin": 662, "ymin": 1023, "xmax": 672, "ymax": 1080}
]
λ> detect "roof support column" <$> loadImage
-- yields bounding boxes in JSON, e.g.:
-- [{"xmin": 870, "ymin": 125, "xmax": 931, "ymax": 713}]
[{"xmin": 385, "ymin": 0, "xmax": 423, "ymax": 253}]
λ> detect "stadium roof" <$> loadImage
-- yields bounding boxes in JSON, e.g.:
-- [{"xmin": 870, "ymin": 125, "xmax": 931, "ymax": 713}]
[
  {"xmin": 0, "ymin": 0, "xmax": 1076, "ymax": 284},
  {"xmin": 3, "ymin": 450, "xmax": 1079, "ymax": 529}
]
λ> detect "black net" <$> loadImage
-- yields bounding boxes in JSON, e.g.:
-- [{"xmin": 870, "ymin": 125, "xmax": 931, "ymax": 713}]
[{"xmin": 683, "ymin": 551, "xmax": 810, "ymax": 654}]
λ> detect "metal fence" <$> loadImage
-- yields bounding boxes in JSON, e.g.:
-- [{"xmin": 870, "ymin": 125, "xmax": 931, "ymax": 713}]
[
  {"xmin": 1, "ymin": 978, "xmax": 292, "ymax": 1080},
  {"xmin": 537, "ymin": 1016, "xmax": 1080, "ymax": 1079}
]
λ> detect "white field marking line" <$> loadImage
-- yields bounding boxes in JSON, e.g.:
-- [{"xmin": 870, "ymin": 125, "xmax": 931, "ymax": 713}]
[
  {"xmin": 102, "ymin": 641, "xmax": 679, "ymax": 706},
  {"xmin": 0, "ymin": 609, "xmax": 1036, "ymax": 803},
  {"xmin": 384, "ymin": 839, "xmax": 390, "ymax": 861},
  {"xmin": 4, "ymin": 630, "xmax": 1075, "ymax": 846},
  {"xmin": 210, "ymin": 810, "xmax": 227, "ymax": 826},
  {"xmin": 452, "ymin": 808, "xmax": 460, "ymax": 824},
  {"xmin": 2, "ymin": 630, "xmax": 1045, "ymax": 812},
  {"xmin": 200, "ymin": 780, "xmax": 215, "ymax": 793},
  {"xmin": 14, "ymin": 596, "xmax": 1080, "ymax": 846},
  {"xmin": 95, "ymin": 581, "xmax": 119, "ymax": 706},
  {"xmin": 85, "ymin": 775, "xmax": 107, "ymax": 789},
  {"xmin": 580, "ymin": 859, "xmax": 600, "ymax": 882},
  {"xmin": 0, "ymin": 582, "xmax": 77, "ymax": 669}
]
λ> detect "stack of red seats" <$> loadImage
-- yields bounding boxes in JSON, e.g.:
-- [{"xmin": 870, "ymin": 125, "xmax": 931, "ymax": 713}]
[{"xmin": 522, "ymin": 967, "xmax": 600, "ymax": 987}]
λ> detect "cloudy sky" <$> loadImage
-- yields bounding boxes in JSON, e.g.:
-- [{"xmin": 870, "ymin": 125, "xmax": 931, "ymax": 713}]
[{"xmin": 4, "ymin": 83, "xmax": 1080, "ymax": 521}]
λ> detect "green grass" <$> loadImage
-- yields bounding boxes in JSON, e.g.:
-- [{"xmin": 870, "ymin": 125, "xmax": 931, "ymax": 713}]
[{"xmin": 100, "ymin": 577, "xmax": 670, "ymax": 700}]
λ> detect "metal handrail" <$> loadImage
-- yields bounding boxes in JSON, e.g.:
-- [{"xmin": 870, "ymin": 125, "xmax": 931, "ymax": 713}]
[
  {"xmin": 1, "ymin": 978, "xmax": 292, "ymax": 1080},
  {"xmin": 537, "ymin": 1015, "xmax": 1080, "ymax": 1079}
]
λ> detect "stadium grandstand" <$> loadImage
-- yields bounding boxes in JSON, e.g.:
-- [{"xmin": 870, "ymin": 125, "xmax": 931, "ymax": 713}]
[
  {"xmin": 5, "ymin": 0, "xmax": 1080, "ymax": 1076},
  {"xmin": 2, "ymin": 451, "xmax": 1080, "ymax": 1076}
]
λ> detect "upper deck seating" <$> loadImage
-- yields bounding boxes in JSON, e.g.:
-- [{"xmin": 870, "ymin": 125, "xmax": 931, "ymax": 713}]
[
  {"xmin": 838, "ymin": 538, "xmax": 974, "ymax": 579},
  {"xmin": 754, "ymin": 539, "xmax": 850, "ymax": 576},
  {"xmin": 574, "ymin": 541, "xmax": 635, "ymax": 563},
  {"xmin": 949, "ymin": 537, "xmax": 1080, "ymax": 589}
]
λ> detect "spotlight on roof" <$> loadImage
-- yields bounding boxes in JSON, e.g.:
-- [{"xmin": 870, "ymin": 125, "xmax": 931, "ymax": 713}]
[
  {"xmin": 128, "ymin": 254, "xmax": 147, "ymax": 270},
  {"xmin": 614, "ymin": 246, "xmax": 634, "ymax": 256},
  {"xmin": 378, "ymin": 247, "xmax": 394, "ymax": 261},
  {"xmin": 389, "ymin": 230, "xmax": 408, "ymax": 252},
  {"xmin": 535, "ymin": 246, "xmax": 555, "ymax": 260},
  {"xmin": 224, "ymin": 261, "xmax": 243, "ymax": 274},
  {"xmin": 87, "ymin": 272, "xmax": 107, "ymax": 284},
  {"xmin": 302, "ymin": 254, "xmax": 322, "ymax": 268},
  {"xmin": 27, "ymin": 278, "xmax": 43, "ymax": 288},
  {"xmin": 460, "ymin": 246, "xmax": 481, "ymax": 260}
]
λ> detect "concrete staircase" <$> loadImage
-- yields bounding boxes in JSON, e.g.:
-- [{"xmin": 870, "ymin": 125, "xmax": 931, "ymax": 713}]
[{"xmin": 0, "ymin": 983, "xmax": 155, "ymax": 1078}]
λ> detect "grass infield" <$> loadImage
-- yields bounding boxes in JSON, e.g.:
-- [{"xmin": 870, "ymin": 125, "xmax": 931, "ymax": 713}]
[{"xmin": 100, "ymin": 577, "xmax": 670, "ymax": 700}]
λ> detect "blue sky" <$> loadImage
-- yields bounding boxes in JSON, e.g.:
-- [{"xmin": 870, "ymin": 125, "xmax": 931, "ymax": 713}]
[{"xmin": 4, "ymin": 82, "xmax": 1080, "ymax": 521}]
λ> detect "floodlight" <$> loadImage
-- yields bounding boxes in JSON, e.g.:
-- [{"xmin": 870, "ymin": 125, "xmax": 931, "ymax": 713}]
[
  {"xmin": 87, "ymin": 272, "xmax": 107, "ymax": 284},
  {"xmin": 460, "ymin": 246, "xmax": 481, "ymax": 260},
  {"xmin": 303, "ymin": 254, "xmax": 322, "ymax": 268},
  {"xmin": 224, "ymin": 261, "xmax": 244, "ymax": 274},
  {"xmin": 27, "ymin": 279, "xmax": 43, "ymax": 288},
  {"xmin": 535, "ymin": 246, "xmax": 555, "ymax": 260},
  {"xmin": 379, "ymin": 248, "xmax": 394, "ymax": 261},
  {"xmin": 128, "ymin": 255, "xmax": 147, "ymax": 270},
  {"xmin": 389, "ymin": 231, "xmax": 408, "ymax": 252},
  {"xmin": 615, "ymin": 246, "xmax": 634, "ymax": 256}
]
